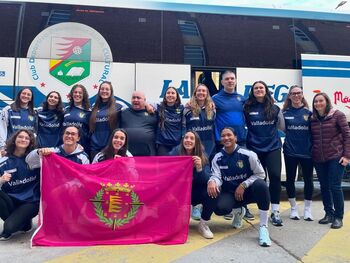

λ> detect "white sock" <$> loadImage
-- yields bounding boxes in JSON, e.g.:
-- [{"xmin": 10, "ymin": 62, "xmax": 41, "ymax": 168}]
[
  {"xmin": 259, "ymin": 210, "xmax": 268, "ymax": 227},
  {"xmin": 200, "ymin": 218, "xmax": 208, "ymax": 224},
  {"xmin": 304, "ymin": 199, "xmax": 312, "ymax": 209},
  {"xmin": 271, "ymin": 203, "xmax": 280, "ymax": 213},
  {"xmin": 288, "ymin": 198, "xmax": 297, "ymax": 209}
]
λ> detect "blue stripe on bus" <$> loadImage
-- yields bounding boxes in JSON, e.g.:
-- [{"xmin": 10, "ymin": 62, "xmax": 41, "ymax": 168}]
[
  {"xmin": 302, "ymin": 69, "xmax": 350, "ymax": 78},
  {"xmin": 302, "ymin": 60, "xmax": 350, "ymax": 69}
]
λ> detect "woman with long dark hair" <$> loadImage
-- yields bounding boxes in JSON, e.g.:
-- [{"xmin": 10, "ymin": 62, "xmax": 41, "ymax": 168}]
[
  {"xmin": 89, "ymin": 81, "xmax": 122, "ymax": 160},
  {"xmin": 36, "ymin": 91, "xmax": 64, "ymax": 147},
  {"xmin": 92, "ymin": 128, "xmax": 132, "ymax": 163},
  {"xmin": 282, "ymin": 85, "xmax": 314, "ymax": 221},
  {"xmin": 0, "ymin": 130, "xmax": 39, "ymax": 241},
  {"xmin": 170, "ymin": 130, "xmax": 217, "ymax": 239},
  {"xmin": 310, "ymin": 92, "xmax": 350, "ymax": 229},
  {"xmin": 243, "ymin": 80, "xmax": 285, "ymax": 227},
  {"xmin": 63, "ymin": 84, "xmax": 91, "ymax": 154},
  {"xmin": 0, "ymin": 88, "xmax": 36, "ymax": 151},
  {"xmin": 156, "ymin": 86, "xmax": 184, "ymax": 155}
]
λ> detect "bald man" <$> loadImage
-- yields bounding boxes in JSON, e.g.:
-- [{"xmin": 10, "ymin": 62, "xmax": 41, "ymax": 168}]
[{"xmin": 120, "ymin": 91, "xmax": 157, "ymax": 156}]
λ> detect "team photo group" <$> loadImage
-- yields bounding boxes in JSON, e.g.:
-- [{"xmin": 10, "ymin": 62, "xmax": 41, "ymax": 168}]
[{"xmin": 0, "ymin": 70, "xmax": 349, "ymax": 247}]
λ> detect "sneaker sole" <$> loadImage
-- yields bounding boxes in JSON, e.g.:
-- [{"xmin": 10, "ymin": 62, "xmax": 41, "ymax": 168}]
[
  {"xmin": 271, "ymin": 221, "xmax": 283, "ymax": 227},
  {"xmin": 259, "ymin": 242, "xmax": 271, "ymax": 247}
]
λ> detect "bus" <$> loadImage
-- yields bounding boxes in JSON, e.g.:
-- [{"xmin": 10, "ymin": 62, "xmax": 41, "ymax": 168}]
[{"xmin": 1, "ymin": 0, "xmax": 350, "ymax": 113}]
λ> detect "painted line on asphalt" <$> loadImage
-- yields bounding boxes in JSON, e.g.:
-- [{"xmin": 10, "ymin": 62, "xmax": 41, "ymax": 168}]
[{"xmin": 302, "ymin": 211, "xmax": 350, "ymax": 263}]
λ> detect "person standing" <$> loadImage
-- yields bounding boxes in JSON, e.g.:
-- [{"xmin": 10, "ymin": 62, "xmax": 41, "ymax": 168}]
[
  {"xmin": 36, "ymin": 91, "xmax": 64, "ymax": 148},
  {"xmin": 310, "ymin": 92, "xmax": 350, "ymax": 229},
  {"xmin": 0, "ymin": 88, "xmax": 36, "ymax": 151},
  {"xmin": 155, "ymin": 86, "xmax": 184, "ymax": 155},
  {"xmin": 282, "ymin": 85, "xmax": 314, "ymax": 221},
  {"xmin": 63, "ymin": 84, "xmax": 91, "ymax": 155},
  {"xmin": 243, "ymin": 81, "xmax": 285, "ymax": 226},
  {"xmin": 120, "ymin": 91, "xmax": 157, "ymax": 156},
  {"xmin": 89, "ymin": 81, "xmax": 122, "ymax": 160},
  {"xmin": 185, "ymin": 84, "xmax": 216, "ymax": 159}
]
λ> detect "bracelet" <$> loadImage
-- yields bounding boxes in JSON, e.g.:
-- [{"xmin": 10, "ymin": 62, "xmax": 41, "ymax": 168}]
[{"xmin": 240, "ymin": 183, "xmax": 246, "ymax": 190}]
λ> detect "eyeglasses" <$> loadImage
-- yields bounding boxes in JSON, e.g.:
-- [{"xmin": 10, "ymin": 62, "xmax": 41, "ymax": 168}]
[
  {"xmin": 290, "ymin": 92, "xmax": 302, "ymax": 96},
  {"xmin": 64, "ymin": 131, "xmax": 78, "ymax": 136}
]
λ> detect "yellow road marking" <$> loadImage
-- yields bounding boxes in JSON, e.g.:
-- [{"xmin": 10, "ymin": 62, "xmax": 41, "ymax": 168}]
[
  {"xmin": 47, "ymin": 205, "xmax": 259, "ymax": 263},
  {"xmin": 302, "ymin": 211, "xmax": 350, "ymax": 263}
]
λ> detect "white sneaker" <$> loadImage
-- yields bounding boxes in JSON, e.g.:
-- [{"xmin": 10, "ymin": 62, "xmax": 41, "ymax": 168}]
[
  {"xmin": 232, "ymin": 207, "xmax": 246, "ymax": 229},
  {"xmin": 198, "ymin": 221, "xmax": 214, "ymax": 239},
  {"xmin": 304, "ymin": 208, "xmax": 314, "ymax": 221},
  {"xmin": 290, "ymin": 207, "xmax": 300, "ymax": 220},
  {"xmin": 259, "ymin": 225, "xmax": 271, "ymax": 247}
]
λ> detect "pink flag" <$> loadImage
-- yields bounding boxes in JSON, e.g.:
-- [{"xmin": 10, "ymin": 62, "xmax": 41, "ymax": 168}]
[{"xmin": 31, "ymin": 154, "xmax": 193, "ymax": 246}]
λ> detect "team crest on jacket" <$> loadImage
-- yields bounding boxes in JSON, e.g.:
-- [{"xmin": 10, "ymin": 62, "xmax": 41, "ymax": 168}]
[
  {"xmin": 176, "ymin": 108, "xmax": 181, "ymax": 114},
  {"xmin": 28, "ymin": 115, "xmax": 34, "ymax": 121},
  {"xmin": 90, "ymin": 182, "xmax": 143, "ymax": 230},
  {"xmin": 303, "ymin": 115, "xmax": 309, "ymax": 121},
  {"xmin": 236, "ymin": 160, "xmax": 244, "ymax": 169},
  {"xmin": 79, "ymin": 112, "xmax": 85, "ymax": 118}
]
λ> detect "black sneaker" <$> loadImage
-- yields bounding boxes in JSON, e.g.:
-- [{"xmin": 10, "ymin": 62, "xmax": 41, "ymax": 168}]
[
  {"xmin": 21, "ymin": 221, "xmax": 33, "ymax": 233},
  {"xmin": 244, "ymin": 208, "xmax": 255, "ymax": 221},
  {"xmin": 0, "ymin": 232, "xmax": 12, "ymax": 241}
]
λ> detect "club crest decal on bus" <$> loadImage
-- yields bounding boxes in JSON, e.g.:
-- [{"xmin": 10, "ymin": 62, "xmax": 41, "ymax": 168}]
[
  {"xmin": 27, "ymin": 22, "xmax": 112, "ymax": 102},
  {"xmin": 49, "ymin": 37, "xmax": 91, "ymax": 86}
]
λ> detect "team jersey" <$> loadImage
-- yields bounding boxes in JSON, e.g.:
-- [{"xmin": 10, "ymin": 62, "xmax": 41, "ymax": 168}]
[
  {"xmin": 26, "ymin": 144, "xmax": 90, "ymax": 169},
  {"xmin": 120, "ymin": 108, "xmax": 157, "ymax": 156},
  {"xmin": 0, "ymin": 155, "xmax": 40, "ymax": 202},
  {"xmin": 36, "ymin": 107, "xmax": 63, "ymax": 147},
  {"xmin": 0, "ymin": 106, "xmax": 36, "ymax": 148},
  {"xmin": 283, "ymin": 106, "xmax": 312, "ymax": 158},
  {"xmin": 63, "ymin": 105, "xmax": 91, "ymax": 152},
  {"xmin": 90, "ymin": 102, "xmax": 122, "ymax": 152},
  {"xmin": 210, "ymin": 145, "xmax": 265, "ymax": 193},
  {"xmin": 184, "ymin": 107, "xmax": 216, "ymax": 157},
  {"xmin": 245, "ymin": 103, "xmax": 282, "ymax": 153},
  {"xmin": 212, "ymin": 90, "xmax": 247, "ymax": 144},
  {"xmin": 156, "ymin": 103, "xmax": 185, "ymax": 147},
  {"xmin": 92, "ymin": 150, "xmax": 133, "ymax": 163}
]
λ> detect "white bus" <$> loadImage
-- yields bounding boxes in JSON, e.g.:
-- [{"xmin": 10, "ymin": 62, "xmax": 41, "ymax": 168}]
[{"xmin": 0, "ymin": 0, "xmax": 349, "ymax": 123}]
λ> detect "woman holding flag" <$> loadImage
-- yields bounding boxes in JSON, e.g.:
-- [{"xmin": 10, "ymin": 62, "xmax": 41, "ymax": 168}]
[
  {"xmin": 92, "ymin": 128, "xmax": 133, "ymax": 163},
  {"xmin": 170, "ymin": 130, "xmax": 216, "ymax": 239}
]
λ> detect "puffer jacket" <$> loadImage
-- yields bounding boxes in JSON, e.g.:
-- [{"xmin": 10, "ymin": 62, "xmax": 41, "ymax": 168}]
[{"xmin": 310, "ymin": 109, "xmax": 350, "ymax": 163}]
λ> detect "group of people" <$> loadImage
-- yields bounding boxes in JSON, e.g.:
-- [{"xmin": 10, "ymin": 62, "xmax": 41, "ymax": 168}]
[{"xmin": 0, "ymin": 71, "xmax": 349, "ymax": 247}]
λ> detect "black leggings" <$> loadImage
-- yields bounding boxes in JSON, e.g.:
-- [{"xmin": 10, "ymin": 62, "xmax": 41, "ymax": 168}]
[
  {"xmin": 156, "ymin": 144, "xmax": 173, "ymax": 156},
  {"xmin": 0, "ymin": 191, "xmax": 39, "ymax": 235},
  {"xmin": 191, "ymin": 186, "xmax": 218, "ymax": 221},
  {"xmin": 257, "ymin": 149, "xmax": 281, "ymax": 204},
  {"xmin": 284, "ymin": 154, "xmax": 314, "ymax": 200},
  {"xmin": 202, "ymin": 179, "xmax": 270, "ymax": 219}
]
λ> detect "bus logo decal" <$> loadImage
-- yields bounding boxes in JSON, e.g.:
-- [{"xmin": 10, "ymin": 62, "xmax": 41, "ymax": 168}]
[{"xmin": 50, "ymin": 37, "xmax": 91, "ymax": 86}]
